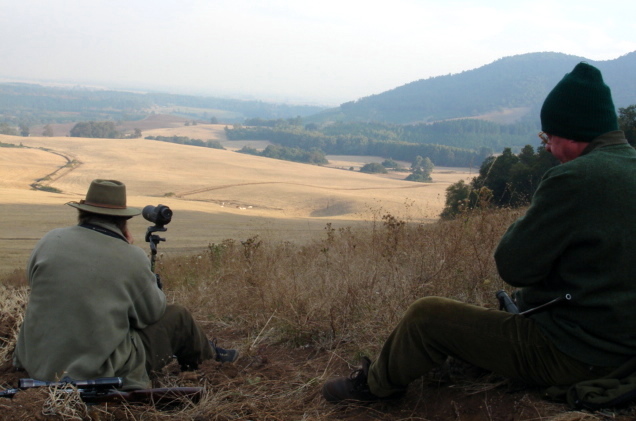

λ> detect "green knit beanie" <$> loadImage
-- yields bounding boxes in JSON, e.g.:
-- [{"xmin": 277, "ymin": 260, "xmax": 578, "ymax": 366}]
[{"xmin": 540, "ymin": 62, "xmax": 618, "ymax": 142}]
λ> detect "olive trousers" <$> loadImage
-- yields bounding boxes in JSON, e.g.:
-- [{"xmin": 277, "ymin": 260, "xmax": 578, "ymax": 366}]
[
  {"xmin": 367, "ymin": 297, "xmax": 613, "ymax": 397},
  {"xmin": 137, "ymin": 304, "xmax": 215, "ymax": 374}
]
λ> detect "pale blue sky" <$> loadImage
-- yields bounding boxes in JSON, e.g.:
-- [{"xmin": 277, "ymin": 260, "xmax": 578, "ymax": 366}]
[{"xmin": 2, "ymin": 0, "xmax": 635, "ymax": 105}]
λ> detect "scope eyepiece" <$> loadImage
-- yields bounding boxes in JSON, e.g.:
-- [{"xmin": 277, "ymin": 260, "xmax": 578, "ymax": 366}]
[{"xmin": 142, "ymin": 204, "xmax": 172, "ymax": 227}]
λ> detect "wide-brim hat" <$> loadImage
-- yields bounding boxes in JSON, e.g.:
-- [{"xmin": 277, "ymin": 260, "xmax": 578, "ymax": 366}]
[{"xmin": 67, "ymin": 179, "xmax": 141, "ymax": 217}]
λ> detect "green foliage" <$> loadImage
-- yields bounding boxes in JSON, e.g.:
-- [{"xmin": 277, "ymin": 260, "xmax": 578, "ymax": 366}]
[
  {"xmin": 359, "ymin": 162, "xmax": 387, "ymax": 174},
  {"xmin": 411, "ymin": 156, "xmax": 434, "ymax": 172},
  {"xmin": 0, "ymin": 83, "xmax": 325, "ymax": 125},
  {"xmin": 619, "ymin": 104, "xmax": 636, "ymax": 147},
  {"xmin": 225, "ymin": 125, "xmax": 483, "ymax": 167},
  {"xmin": 70, "ymin": 121, "xmax": 121, "ymax": 138},
  {"xmin": 244, "ymin": 116, "xmax": 304, "ymax": 128},
  {"xmin": 381, "ymin": 158, "xmax": 400, "ymax": 168},
  {"xmin": 440, "ymin": 180, "xmax": 491, "ymax": 219},
  {"xmin": 0, "ymin": 123, "xmax": 18, "ymax": 136},
  {"xmin": 145, "ymin": 135, "xmax": 225, "ymax": 149},
  {"xmin": 404, "ymin": 156, "xmax": 434, "ymax": 182},
  {"xmin": 441, "ymin": 145, "xmax": 558, "ymax": 218},
  {"xmin": 42, "ymin": 124, "xmax": 54, "ymax": 137},
  {"xmin": 0, "ymin": 140, "xmax": 23, "ymax": 148},
  {"xmin": 18, "ymin": 123, "xmax": 29, "ymax": 137},
  {"xmin": 405, "ymin": 168, "xmax": 432, "ymax": 182},
  {"xmin": 238, "ymin": 144, "xmax": 328, "ymax": 164}
]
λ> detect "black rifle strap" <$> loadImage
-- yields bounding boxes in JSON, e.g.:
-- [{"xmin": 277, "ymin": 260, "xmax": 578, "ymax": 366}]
[{"xmin": 79, "ymin": 223, "xmax": 128, "ymax": 242}]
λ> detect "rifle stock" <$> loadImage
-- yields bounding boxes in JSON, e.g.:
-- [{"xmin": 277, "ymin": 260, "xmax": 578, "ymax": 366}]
[
  {"xmin": 1, "ymin": 377, "xmax": 203, "ymax": 406},
  {"xmin": 82, "ymin": 387, "xmax": 203, "ymax": 405}
]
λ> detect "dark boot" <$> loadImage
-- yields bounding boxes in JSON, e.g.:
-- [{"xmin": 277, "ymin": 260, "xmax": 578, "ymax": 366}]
[
  {"xmin": 322, "ymin": 357, "xmax": 382, "ymax": 403},
  {"xmin": 210, "ymin": 339, "xmax": 239, "ymax": 363}
]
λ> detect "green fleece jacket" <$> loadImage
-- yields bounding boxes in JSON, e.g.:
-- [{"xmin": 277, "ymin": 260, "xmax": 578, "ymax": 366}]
[
  {"xmin": 495, "ymin": 131, "xmax": 636, "ymax": 368},
  {"xmin": 14, "ymin": 217, "xmax": 166, "ymax": 389}
]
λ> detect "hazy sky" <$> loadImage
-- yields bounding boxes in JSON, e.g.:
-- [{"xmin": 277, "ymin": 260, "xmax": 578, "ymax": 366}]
[{"xmin": 2, "ymin": 0, "xmax": 635, "ymax": 105}]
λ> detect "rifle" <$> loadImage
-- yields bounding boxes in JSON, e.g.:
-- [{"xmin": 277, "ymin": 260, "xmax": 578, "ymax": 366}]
[
  {"xmin": 0, "ymin": 376, "xmax": 203, "ymax": 406},
  {"xmin": 496, "ymin": 290, "xmax": 572, "ymax": 316}
]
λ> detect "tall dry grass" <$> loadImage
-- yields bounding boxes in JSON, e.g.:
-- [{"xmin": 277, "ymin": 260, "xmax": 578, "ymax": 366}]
[
  {"xmin": 157, "ymin": 206, "xmax": 523, "ymax": 354},
  {"xmin": 4, "ymin": 206, "xmax": 577, "ymax": 420}
]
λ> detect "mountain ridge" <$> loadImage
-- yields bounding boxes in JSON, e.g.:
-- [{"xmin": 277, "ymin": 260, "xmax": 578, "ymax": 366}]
[{"xmin": 309, "ymin": 51, "xmax": 636, "ymax": 125}]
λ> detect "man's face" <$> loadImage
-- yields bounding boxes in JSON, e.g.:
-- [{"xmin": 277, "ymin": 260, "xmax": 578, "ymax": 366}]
[{"xmin": 544, "ymin": 134, "xmax": 588, "ymax": 163}]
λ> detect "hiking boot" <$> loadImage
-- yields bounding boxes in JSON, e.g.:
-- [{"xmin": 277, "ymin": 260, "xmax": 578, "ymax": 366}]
[
  {"xmin": 210, "ymin": 339, "xmax": 239, "ymax": 363},
  {"xmin": 322, "ymin": 357, "xmax": 381, "ymax": 403}
]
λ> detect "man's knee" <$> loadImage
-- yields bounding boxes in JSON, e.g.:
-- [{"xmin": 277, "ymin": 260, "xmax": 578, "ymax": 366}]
[
  {"xmin": 402, "ymin": 296, "xmax": 464, "ymax": 325},
  {"xmin": 163, "ymin": 304, "xmax": 192, "ymax": 321}
]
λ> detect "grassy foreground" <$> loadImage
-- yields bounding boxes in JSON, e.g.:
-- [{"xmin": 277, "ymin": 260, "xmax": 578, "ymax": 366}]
[{"xmin": 0, "ymin": 208, "xmax": 632, "ymax": 420}]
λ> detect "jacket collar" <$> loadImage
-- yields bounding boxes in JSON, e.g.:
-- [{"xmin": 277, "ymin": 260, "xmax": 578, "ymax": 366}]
[{"xmin": 581, "ymin": 131, "xmax": 629, "ymax": 156}]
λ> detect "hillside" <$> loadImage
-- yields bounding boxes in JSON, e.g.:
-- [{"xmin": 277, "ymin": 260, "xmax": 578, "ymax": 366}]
[
  {"xmin": 0, "ymin": 129, "xmax": 473, "ymax": 273},
  {"xmin": 0, "ymin": 83, "xmax": 327, "ymax": 127},
  {"xmin": 309, "ymin": 51, "xmax": 636, "ymax": 124}
]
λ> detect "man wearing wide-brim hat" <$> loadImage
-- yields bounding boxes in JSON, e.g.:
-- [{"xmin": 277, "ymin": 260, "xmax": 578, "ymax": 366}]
[{"xmin": 14, "ymin": 179, "xmax": 237, "ymax": 389}]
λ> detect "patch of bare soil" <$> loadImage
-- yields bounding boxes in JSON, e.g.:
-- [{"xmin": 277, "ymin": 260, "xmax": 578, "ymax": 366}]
[
  {"xmin": 3, "ymin": 326, "xmax": 633, "ymax": 420},
  {"xmin": 0, "ymin": 322, "xmax": 635, "ymax": 421}
]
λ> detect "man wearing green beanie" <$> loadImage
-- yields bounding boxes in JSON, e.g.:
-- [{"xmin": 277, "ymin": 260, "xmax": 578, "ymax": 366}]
[{"xmin": 322, "ymin": 63, "xmax": 636, "ymax": 409}]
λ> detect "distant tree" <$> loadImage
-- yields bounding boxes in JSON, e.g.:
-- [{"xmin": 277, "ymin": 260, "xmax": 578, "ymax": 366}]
[
  {"xmin": 360, "ymin": 162, "xmax": 387, "ymax": 174},
  {"xmin": 237, "ymin": 145, "xmax": 259, "ymax": 155},
  {"xmin": 472, "ymin": 148, "xmax": 519, "ymax": 206},
  {"xmin": 42, "ymin": 124, "xmax": 54, "ymax": 137},
  {"xmin": 440, "ymin": 180, "xmax": 473, "ymax": 219},
  {"xmin": 0, "ymin": 123, "xmax": 18, "ymax": 136},
  {"xmin": 70, "ymin": 121, "xmax": 121, "ymax": 138},
  {"xmin": 443, "ymin": 145, "xmax": 558, "ymax": 217},
  {"xmin": 411, "ymin": 155, "xmax": 423, "ymax": 170},
  {"xmin": 210, "ymin": 116, "xmax": 219, "ymax": 124},
  {"xmin": 19, "ymin": 123, "xmax": 29, "ymax": 137},
  {"xmin": 619, "ymin": 105, "xmax": 636, "ymax": 147},
  {"xmin": 205, "ymin": 140, "xmax": 225, "ymax": 149},
  {"xmin": 440, "ymin": 181, "xmax": 494, "ymax": 219},
  {"xmin": 411, "ymin": 155, "xmax": 434, "ymax": 173},
  {"xmin": 406, "ymin": 156, "xmax": 433, "ymax": 182},
  {"xmin": 381, "ymin": 158, "xmax": 400, "ymax": 168},
  {"xmin": 405, "ymin": 168, "xmax": 432, "ymax": 182},
  {"xmin": 132, "ymin": 128, "xmax": 142, "ymax": 138},
  {"xmin": 287, "ymin": 116, "xmax": 303, "ymax": 126}
]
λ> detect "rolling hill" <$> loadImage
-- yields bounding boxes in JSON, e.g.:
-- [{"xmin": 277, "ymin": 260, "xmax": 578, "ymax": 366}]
[
  {"xmin": 308, "ymin": 51, "xmax": 636, "ymax": 124},
  {"xmin": 0, "ymin": 128, "xmax": 472, "ymax": 273}
]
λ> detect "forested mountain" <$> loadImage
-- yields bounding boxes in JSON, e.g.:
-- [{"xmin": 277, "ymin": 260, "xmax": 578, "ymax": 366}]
[
  {"xmin": 0, "ymin": 84, "xmax": 326, "ymax": 126},
  {"xmin": 308, "ymin": 52, "xmax": 636, "ymax": 125}
]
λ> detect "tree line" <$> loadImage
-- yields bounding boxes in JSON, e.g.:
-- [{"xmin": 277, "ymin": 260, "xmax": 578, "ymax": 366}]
[
  {"xmin": 238, "ymin": 144, "xmax": 327, "ymax": 164},
  {"xmin": 440, "ymin": 104, "xmax": 636, "ymax": 218},
  {"xmin": 225, "ymin": 125, "xmax": 487, "ymax": 168},
  {"xmin": 145, "ymin": 135, "xmax": 224, "ymax": 150}
]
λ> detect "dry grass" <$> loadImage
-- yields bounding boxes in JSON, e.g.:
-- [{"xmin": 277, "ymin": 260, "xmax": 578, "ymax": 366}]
[{"xmin": 4, "ymin": 207, "xmax": 633, "ymax": 420}]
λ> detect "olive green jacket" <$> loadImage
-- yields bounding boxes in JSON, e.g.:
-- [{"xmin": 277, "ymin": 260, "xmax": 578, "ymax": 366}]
[
  {"xmin": 495, "ymin": 131, "xmax": 636, "ymax": 368},
  {"xmin": 14, "ymin": 217, "xmax": 166, "ymax": 389}
]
